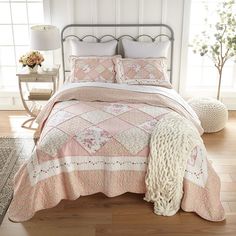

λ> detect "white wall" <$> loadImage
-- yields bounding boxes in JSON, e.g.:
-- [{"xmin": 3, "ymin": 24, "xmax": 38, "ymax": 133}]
[
  {"xmin": 49, "ymin": 0, "xmax": 185, "ymax": 90},
  {"xmin": 0, "ymin": 0, "xmax": 185, "ymax": 110}
]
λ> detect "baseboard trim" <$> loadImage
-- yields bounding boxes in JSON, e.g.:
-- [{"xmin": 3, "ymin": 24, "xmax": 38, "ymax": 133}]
[
  {"xmin": 0, "ymin": 105, "xmax": 24, "ymax": 110},
  {"xmin": 1, "ymin": 96, "xmax": 236, "ymax": 111}
]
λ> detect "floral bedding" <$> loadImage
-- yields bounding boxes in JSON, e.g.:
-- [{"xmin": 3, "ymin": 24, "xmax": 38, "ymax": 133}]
[{"xmin": 8, "ymin": 82, "xmax": 225, "ymax": 222}]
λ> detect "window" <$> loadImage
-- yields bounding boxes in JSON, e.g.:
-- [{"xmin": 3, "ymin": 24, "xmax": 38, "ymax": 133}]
[
  {"xmin": 181, "ymin": 0, "xmax": 236, "ymax": 97},
  {"xmin": 0, "ymin": 0, "xmax": 44, "ymax": 91}
]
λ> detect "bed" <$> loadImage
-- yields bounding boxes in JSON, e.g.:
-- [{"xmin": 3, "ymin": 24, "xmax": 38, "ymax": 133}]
[{"xmin": 8, "ymin": 24, "xmax": 225, "ymax": 222}]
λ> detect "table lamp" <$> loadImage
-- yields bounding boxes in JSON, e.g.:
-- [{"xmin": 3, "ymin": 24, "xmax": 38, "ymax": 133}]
[{"xmin": 30, "ymin": 25, "xmax": 60, "ymax": 72}]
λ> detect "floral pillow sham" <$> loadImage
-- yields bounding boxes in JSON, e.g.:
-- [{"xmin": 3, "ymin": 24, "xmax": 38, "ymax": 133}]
[
  {"xmin": 69, "ymin": 56, "xmax": 121, "ymax": 83},
  {"xmin": 115, "ymin": 58, "xmax": 172, "ymax": 88}
]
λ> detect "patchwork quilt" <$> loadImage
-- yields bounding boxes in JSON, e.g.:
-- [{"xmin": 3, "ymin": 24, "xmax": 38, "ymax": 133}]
[{"xmin": 8, "ymin": 82, "xmax": 225, "ymax": 222}]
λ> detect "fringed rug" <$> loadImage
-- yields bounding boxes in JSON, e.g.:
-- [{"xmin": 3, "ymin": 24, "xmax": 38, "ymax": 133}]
[{"xmin": 0, "ymin": 138, "xmax": 35, "ymax": 225}]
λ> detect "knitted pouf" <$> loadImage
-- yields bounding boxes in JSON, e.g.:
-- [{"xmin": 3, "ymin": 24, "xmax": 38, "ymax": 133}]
[{"xmin": 188, "ymin": 97, "xmax": 228, "ymax": 133}]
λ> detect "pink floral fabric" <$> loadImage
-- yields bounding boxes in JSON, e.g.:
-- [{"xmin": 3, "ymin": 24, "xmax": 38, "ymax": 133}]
[
  {"xmin": 8, "ymin": 85, "xmax": 224, "ymax": 222},
  {"xmin": 103, "ymin": 103, "xmax": 131, "ymax": 115},
  {"xmin": 115, "ymin": 58, "xmax": 172, "ymax": 88},
  {"xmin": 76, "ymin": 126, "xmax": 112, "ymax": 154},
  {"xmin": 138, "ymin": 119, "xmax": 159, "ymax": 134},
  {"xmin": 69, "ymin": 56, "xmax": 120, "ymax": 83}
]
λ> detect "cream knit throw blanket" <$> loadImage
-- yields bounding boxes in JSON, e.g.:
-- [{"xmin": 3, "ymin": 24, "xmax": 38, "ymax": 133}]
[{"xmin": 145, "ymin": 112, "xmax": 205, "ymax": 216}]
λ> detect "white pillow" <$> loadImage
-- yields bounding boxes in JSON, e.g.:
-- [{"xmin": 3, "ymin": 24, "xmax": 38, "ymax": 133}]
[
  {"xmin": 122, "ymin": 38, "xmax": 170, "ymax": 58},
  {"xmin": 69, "ymin": 39, "xmax": 117, "ymax": 56}
]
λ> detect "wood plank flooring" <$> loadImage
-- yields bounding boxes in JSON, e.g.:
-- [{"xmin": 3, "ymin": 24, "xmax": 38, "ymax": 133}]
[
  {"xmin": 0, "ymin": 110, "xmax": 235, "ymax": 236},
  {"xmin": 0, "ymin": 111, "xmax": 35, "ymax": 138}
]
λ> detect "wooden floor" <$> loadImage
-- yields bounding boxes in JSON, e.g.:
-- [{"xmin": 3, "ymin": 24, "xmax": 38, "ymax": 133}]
[{"xmin": 0, "ymin": 111, "xmax": 236, "ymax": 236}]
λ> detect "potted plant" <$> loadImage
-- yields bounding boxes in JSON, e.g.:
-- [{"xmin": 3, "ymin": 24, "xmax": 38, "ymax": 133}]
[
  {"xmin": 19, "ymin": 51, "xmax": 44, "ymax": 73},
  {"xmin": 192, "ymin": 0, "xmax": 236, "ymax": 100}
]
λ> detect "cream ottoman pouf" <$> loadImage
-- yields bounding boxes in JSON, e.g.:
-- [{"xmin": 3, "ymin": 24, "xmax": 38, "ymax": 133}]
[{"xmin": 188, "ymin": 97, "xmax": 228, "ymax": 133}]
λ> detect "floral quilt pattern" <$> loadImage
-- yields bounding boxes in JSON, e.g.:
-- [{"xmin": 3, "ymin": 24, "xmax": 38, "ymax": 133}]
[
  {"xmin": 39, "ymin": 101, "xmax": 207, "ymax": 185},
  {"xmin": 76, "ymin": 126, "xmax": 112, "ymax": 154}
]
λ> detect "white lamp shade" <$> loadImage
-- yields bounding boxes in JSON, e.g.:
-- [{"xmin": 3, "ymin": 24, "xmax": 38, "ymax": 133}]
[{"xmin": 30, "ymin": 25, "xmax": 60, "ymax": 51}]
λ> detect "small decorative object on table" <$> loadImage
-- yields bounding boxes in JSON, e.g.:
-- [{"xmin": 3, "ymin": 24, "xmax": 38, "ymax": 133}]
[
  {"xmin": 19, "ymin": 51, "xmax": 44, "ymax": 73},
  {"xmin": 188, "ymin": 97, "xmax": 228, "ymax": 133},
  {"xmin": 16, "ymin": 65, "xmax": 60, "ymax": 130}
]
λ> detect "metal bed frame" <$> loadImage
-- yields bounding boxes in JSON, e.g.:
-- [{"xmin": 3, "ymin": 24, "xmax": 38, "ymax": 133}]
[{"xmin": 61, "ymin": 24, "xmax": 174, "ymax": 83}]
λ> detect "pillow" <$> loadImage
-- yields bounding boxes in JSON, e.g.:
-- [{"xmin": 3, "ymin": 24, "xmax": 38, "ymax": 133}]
[
  {"xmin": 69, "ymin": 56, "xmax": 120, "ymax": 83},
  {"xmin": 122, "ymin": 38, "xmax": 170, "ymax": 58},
  {"xmin": 115, "ymin": 58, "xmax": 172, "ymax": 88},
  {"xmin": 69, "ymin": 39, "xmax": 117, "ymax": 56}
]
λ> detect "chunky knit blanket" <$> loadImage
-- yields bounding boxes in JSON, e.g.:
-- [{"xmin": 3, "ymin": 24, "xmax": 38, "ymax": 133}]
[{"xmin": 145, "ymin": 112, "xmax": 206, "ymax": 216}]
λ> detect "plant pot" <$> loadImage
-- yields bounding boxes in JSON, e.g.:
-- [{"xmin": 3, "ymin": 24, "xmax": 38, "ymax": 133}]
[{"xmin": 28, "ymin": 65, "xmax": 38, "ymax": 73}]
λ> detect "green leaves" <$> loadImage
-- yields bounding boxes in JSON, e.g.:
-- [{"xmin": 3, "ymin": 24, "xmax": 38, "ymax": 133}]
[{"xmin": 192, "ymin": 0, "xmax": 236, "ymax": 71}]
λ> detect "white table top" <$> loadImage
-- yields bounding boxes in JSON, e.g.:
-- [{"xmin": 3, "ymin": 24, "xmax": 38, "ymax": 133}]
[{"xmin": 16, "ymin": 65, "xmax": 60, "ymax": 77}]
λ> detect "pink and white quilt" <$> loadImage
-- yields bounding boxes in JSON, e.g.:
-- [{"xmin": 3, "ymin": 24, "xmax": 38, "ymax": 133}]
[{"xmin": 8, "ymin": 82, "xmax": 225, "ymax": 222}]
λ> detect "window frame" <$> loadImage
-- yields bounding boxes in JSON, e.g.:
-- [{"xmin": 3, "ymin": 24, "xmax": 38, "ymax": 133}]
[
  {"xmin": 0, "ymin": 0, "xmax": 50, "ymax": 92},
  {"xmin": 179, "ymin": 0, "xmax": 236, "ymax": 101},
  {"xmin": 0, "ymin": 0, "xmax": 52, "ymax": 110}
]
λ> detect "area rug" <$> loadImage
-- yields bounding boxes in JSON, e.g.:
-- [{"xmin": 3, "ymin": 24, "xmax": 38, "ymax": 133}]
[{"xmin": 0, "ymin": 138, "xmax": 35, "ymax": 225}]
